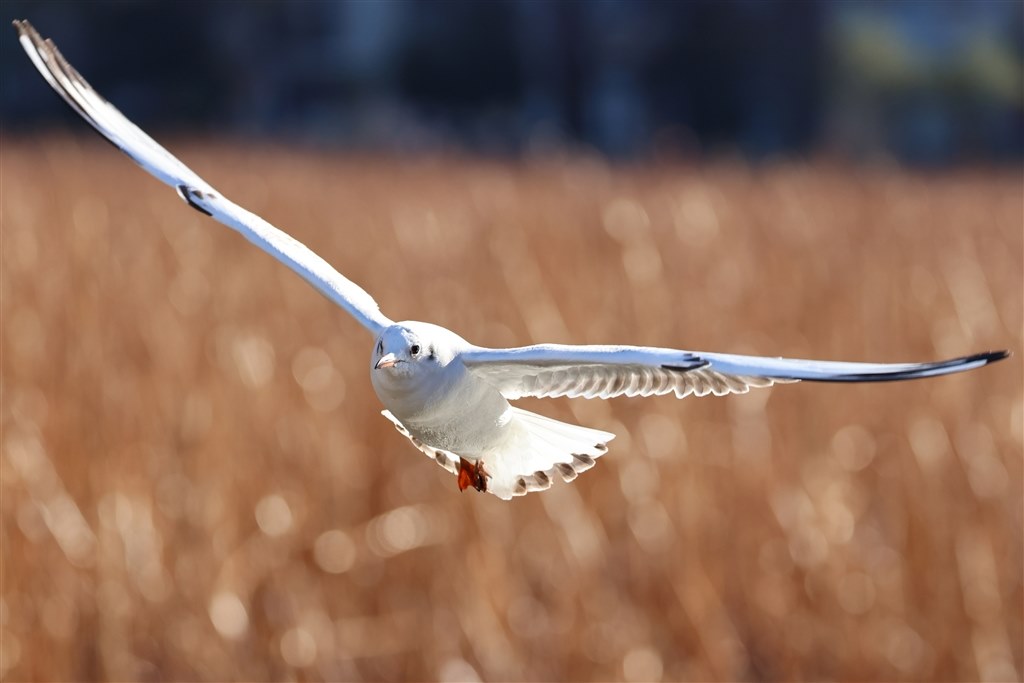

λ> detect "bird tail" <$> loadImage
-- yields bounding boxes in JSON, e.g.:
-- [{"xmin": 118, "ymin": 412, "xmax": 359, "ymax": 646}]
[{"xmin": 483, "ymin": 408, "xmax": 615, "ymax": 499}]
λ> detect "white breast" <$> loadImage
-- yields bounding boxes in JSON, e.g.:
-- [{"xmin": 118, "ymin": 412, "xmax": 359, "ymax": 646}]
[{"xmin": 371, "ymin": 356, "xmax": 511, "ymax": 458}]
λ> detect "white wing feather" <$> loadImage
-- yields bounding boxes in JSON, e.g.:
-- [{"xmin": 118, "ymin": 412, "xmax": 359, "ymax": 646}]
[
  {"xmin": 380, "ymin": 410, "xmax": 461, "ymax": 477},
  {"xmin": 461, "ymin": 344, "xmax": 1008, "ymax": 400},
  {"xmin": 15, "ymin": 20, "xmax": 392, "ymax": 337}
]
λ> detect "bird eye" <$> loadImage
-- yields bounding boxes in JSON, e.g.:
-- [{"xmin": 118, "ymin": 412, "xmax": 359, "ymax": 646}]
[{"xmin": 410, "ymin": 344, "xmax": 420, "ymax": 356}]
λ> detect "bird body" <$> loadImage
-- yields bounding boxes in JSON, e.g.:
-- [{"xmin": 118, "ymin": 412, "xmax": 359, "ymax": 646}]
[
  {"xmin": 371, "ymin": 322, "xmax": 508, "ymax": 458},
  {"xmin": 370, "ymin": 321, "xmax": 617, "ymax": 497},
  {"xmin": 14, "ymin": 20, "xmax": 1009, "ymax": 499}
]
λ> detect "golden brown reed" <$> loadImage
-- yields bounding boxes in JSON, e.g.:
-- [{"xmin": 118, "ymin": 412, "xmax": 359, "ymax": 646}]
[{"xmin": 2, "ymin": 137, "xmax": 1021, "ymax": 681}]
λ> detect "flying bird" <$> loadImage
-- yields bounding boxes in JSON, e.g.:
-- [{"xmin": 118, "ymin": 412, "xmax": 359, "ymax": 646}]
[{"xmin": 15, "ymin": 20, "xmax": 1008, "ymax": 499}]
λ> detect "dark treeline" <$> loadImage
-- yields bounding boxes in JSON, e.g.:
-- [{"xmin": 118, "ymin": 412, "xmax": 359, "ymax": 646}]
[{"xmin": 3, "ymin": 1, "xmax": 1021, "ymax": 164}]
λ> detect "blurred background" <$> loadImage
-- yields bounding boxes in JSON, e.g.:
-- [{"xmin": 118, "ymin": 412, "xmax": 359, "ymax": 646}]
[
  {"xmin": 2, "ymin": 1, "xmax": 1022, "ymax": 163},
  {"xmin": 2, "ymin": 2, "xmax": 1021, "ymax": 682}
]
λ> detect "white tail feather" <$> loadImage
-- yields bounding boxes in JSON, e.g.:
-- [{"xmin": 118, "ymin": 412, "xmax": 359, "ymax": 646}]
[
  {"xmin": 382, "ymin": 407, "xmax": 616, "ymax": 500},
  {"xmin": 482, "ymin": 408, "xmax": 615, "ymax": 499}
]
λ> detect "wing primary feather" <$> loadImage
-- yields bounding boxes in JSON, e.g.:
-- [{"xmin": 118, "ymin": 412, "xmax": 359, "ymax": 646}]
[
  {"xmin": 463, "ymin": 345, "xmax": 1006, "ymax": 401},
  {"xmin": 764, "ymin": 350, "xmax": 1009, "ymax": 383},
  {"xmin": 15, "ymin": 20, "xmax": 393, "ymax": 337}
]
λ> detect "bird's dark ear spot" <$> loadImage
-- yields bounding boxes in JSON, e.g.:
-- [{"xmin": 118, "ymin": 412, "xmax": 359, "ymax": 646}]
[
  {"xmin": 428, "ymin": 346, "xmax": 436, "ymax": 360},
  {"xmin": 377, "ymin": 340, "xmax": 383, "ymax": 354}
]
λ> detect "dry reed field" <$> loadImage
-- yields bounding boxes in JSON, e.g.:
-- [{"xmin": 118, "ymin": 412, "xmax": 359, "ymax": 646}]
[{"xmin": 2, "ymin": 137, "xmax": 1021, "ymax": 681}]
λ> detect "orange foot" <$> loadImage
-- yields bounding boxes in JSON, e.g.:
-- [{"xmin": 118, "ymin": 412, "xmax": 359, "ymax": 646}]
[{"xmin": 457, "ymin": 458, "xmax": 488, "ymax": 493}]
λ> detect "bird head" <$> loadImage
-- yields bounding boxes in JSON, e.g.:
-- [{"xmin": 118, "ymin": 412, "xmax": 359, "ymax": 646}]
[{"xmin": 372, "ymin": 321, "xmax": 454, "ymax": 377}]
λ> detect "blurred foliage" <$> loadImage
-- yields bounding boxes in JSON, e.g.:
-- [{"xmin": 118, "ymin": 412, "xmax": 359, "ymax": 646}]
[
  {"xmin": 2, "ymin": 1, "xmax": 1021, "ymax": 162},
  {"xmin": 1, "ymin": 139, "xmax": 1021, "ymax": 681},
  {"xmin": 837, "ymin": 8, "xmax": 1023, "ymax": 102}
]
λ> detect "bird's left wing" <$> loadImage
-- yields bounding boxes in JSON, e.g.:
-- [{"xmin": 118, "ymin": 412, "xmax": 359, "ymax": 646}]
[
  {"xmin": 460, "ymin": 344, "xmax": 1008, "ymax": 400},
  {"xmin": 14, "ymin": 20, "xmax": 393, "ymax": 337}
]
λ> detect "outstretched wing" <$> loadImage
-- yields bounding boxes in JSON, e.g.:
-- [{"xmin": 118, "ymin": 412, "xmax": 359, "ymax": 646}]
[
  {"xmin": 461, "ymin": 344, "xmax": 1009, "ymax": 400},
  {"xmin": 14, "ymin": 20, "xmax": 392, "ymax": 337}
]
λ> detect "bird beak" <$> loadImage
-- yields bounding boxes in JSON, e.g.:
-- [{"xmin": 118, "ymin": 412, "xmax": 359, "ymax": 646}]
[{"xmin": 375, "ymin": 353, "xmax": 399, "ymax": 370}]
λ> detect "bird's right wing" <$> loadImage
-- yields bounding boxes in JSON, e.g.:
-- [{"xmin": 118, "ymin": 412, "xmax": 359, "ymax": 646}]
[{"xmin": 15, "ymin": 20, "xmax": 393, "ymax": 337}]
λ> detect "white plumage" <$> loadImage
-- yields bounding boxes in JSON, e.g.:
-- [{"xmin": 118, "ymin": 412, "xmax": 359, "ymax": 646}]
[{"xmin": 15, "ymin": 20, "xmax": 1008, "ymax": 499}]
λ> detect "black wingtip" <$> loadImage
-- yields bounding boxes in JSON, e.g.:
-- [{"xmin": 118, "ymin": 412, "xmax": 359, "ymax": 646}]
[
  {"xmin": 791, "ymin": 349, "xmax": 1011, "ymax": 383},
  {"xmin": 974, "ymin": 350, "xmax": 1010, "ymax": 364}
]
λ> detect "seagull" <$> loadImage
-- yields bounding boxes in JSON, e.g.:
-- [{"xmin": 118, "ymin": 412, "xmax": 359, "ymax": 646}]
[{"xmin": 15, "ymin": 20, "xmax": 1008, "ymax": 499}]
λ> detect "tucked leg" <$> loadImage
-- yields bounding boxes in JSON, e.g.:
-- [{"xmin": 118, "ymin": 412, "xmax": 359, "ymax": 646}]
[{"xmin": 457, "ymin": 457, "xmax": 488, "ymax": 493}]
